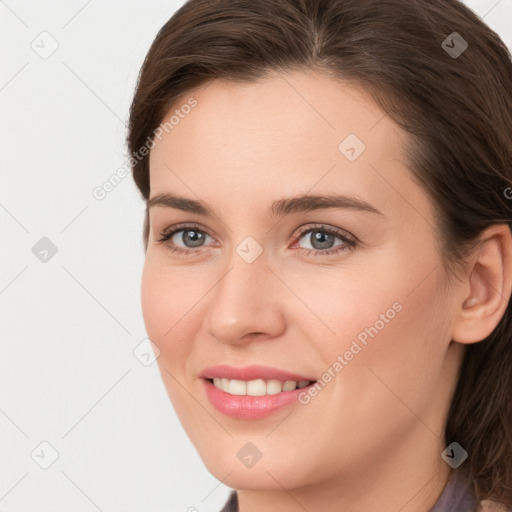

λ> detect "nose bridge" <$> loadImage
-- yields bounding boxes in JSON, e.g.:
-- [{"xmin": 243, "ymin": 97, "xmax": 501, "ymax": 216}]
[{"xmin": 203, "ymin": 242, "xmax": 285, "ymax": 344}]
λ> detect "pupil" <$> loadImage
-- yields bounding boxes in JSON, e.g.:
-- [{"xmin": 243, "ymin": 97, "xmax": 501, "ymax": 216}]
[
  {"xmin": 312, "ymin": 231, "xmax": 334, "ymax": 249},
  {"xmin": 184, "ymin": 229, "xmax": 204, "ymax": 247}
]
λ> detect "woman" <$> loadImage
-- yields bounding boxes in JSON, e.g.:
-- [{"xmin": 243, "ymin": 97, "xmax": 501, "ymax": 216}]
[{"xmin": 127, "ymin": 0, "xmax": 512, "ymax": 510}]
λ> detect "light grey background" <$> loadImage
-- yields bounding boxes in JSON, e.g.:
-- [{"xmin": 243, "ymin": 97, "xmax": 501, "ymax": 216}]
[{"xmin": 1, "ymin": 1, "xmax": 511, "ymax": 511}]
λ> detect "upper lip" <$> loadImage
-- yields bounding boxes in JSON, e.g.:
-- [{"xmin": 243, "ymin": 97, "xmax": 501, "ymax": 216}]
[{"xmin": 199, "ymin": 364, "xmax": 317, "ymax": 382}]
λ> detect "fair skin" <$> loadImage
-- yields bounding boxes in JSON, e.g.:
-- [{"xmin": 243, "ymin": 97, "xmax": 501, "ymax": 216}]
[{"xmin": 142, "ymin": 69, "xmax": 512, "ymax": 512}]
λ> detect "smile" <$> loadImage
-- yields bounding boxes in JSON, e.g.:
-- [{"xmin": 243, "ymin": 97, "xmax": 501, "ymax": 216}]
[{"xmin": 209, "ymin": 377, "xmax": 315, "ymax": 396}]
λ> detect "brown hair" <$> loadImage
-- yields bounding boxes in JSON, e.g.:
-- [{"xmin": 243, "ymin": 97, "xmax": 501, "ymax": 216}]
[{"xmin": 127, "ymin": 0, "xmax": 512, "ymax": 507}]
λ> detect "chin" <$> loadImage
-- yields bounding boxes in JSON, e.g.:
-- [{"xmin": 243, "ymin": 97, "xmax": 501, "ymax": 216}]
[{"xmin": 198, "ymin": 444, "xmax": 309, "ymax": 491}]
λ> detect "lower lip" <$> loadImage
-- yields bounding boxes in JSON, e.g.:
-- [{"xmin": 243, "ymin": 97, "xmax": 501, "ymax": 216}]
[{"xmin": 202, "ymin": 379, "xmax": 316, "ymax": 419}]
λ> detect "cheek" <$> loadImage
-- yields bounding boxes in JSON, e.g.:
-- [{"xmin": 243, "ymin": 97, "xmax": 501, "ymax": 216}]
[
  {"xmin": 140, "ymin": 259, "xmax": 199, "ymax": 419},
  {"xmin": 338, "ymin": 270, "xmax": 449, "ymax": 419},
  {"xmin": 297, "ymin": 274, "xmax": 450, "ymax": 470},
  {"xmin": 140, "ymin": 261, "xmax": 166, "ymax": 341},
  {"xmin": 287, "ymin": 266, "xmax": 403, "ymax": 360},
  {"xmin": 140, "ymin": 259, "xmax": 190, "ymax": 371},
  {"xmin": 303, "ymin": 254, "xmax": 449, "ymax": 404},
  {"xmin": 141, "ymin": 255, "xmax": 199, "ymax": 341},
  {"xmin": 140, "ymin": 256, "xmax": 211, "ymax": 380}
]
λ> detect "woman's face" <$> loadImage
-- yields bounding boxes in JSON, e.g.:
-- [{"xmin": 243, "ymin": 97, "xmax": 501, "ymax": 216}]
[{"xmin": 142, "ymin": 70, "xmax": 463, "ymax": 493}]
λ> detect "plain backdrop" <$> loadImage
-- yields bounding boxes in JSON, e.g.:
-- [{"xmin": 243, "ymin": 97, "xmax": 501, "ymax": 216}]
[{"xmin": 1, "ymin": 1, "xmax": 511, "ymax": 511}]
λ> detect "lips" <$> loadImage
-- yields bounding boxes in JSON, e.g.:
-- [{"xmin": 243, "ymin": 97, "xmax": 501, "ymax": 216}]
[
  {"xmin": 199, "ymin": 364, "xmax": 317, "ymax": 382},
  {"xmin": 199, "ymin": 364, "xmax": 319, "ymax": 419}
]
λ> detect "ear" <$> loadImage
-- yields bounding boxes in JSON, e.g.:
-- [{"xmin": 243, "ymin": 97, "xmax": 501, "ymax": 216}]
[{"xmin": 452, "ymin": 224, "xmax": 512, "ymax": 344}]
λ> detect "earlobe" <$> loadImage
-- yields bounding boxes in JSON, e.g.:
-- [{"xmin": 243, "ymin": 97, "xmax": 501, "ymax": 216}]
[{"xmin": 452, "ymin": 225, "xmax": 512, "ymax": 345}]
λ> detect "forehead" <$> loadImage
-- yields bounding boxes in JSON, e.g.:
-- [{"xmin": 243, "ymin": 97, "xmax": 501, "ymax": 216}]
[
  {"xmin": 153, "ymin": 71, "xmax": 393, "ymax": 157},
  {"xmin": 148, "ymin": 70, "xmax": 430, "ymax": 223}
]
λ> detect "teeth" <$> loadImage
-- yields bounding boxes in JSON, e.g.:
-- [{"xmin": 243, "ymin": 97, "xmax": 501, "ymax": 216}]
[
  {"xmin": 247, "ymin": 379, "xmax": 266, "ymax": 395},
  {"xmin": 229, "ymin": 379, "xmax": 247, "ymax": 395},
  {"xmin": 211, "ymin": 377, "xmax": 312, "ymax": 396},
  {"xmin": 282, "ymin": 380, "xmax": 298, "ymax": 391}
]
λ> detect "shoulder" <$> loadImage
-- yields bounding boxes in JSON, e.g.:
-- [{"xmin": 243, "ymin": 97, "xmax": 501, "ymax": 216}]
[{"xmin": 477, "ymin": 499, "xmax": 512, "ymax": 512}]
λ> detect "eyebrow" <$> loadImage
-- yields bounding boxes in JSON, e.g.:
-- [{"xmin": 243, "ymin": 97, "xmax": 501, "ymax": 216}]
[{"xmin": 147, "ymin": 192, "xmax": 384, "ymax": 217}]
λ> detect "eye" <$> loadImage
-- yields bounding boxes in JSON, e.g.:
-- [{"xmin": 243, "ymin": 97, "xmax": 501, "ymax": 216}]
[
  {"xmin": 156, "ymin": 223, "xmax": 214, "ymax": 255},
  {"xmin": 156, "ymin": 222, "xmax": 357, "ymax": 257},
  {"xmin": 292, "ymin": 224, "xmax": 357, "ymax": 256}
]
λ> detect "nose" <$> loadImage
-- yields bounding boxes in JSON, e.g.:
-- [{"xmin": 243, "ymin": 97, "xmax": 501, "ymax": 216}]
[{"xmin": 203, "ymin": 250, "xmax": 287, "ymax": 345}]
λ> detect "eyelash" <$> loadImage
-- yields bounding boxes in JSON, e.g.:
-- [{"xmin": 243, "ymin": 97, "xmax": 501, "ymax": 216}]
[{"xmin": 156, "ymin": 222, "xmax": 357, "ymax": 257}]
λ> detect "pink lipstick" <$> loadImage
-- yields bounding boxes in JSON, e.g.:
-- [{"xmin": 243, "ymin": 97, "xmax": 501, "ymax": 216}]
[{"xmin": 199, "ymin": 364, "xmax": 318, "ymax": 419}]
